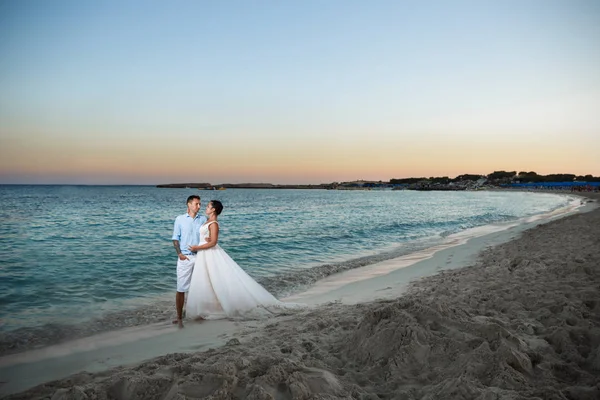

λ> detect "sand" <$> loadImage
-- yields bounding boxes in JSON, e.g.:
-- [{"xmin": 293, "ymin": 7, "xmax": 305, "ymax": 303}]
[{"xmin": 2, "ymin": 193, "xmax": 599, "ymax": 399}]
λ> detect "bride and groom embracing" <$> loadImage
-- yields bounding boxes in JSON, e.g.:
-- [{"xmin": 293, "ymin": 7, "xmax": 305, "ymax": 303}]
[{"xmin": 172, "ymin": 195, "xmax": 300, "ymax": 328}]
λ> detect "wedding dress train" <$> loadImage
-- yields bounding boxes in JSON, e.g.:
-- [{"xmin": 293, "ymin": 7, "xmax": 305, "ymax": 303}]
[{"xmin": 186, "ymin": 221, "xmax": 303, "ymax": 320}]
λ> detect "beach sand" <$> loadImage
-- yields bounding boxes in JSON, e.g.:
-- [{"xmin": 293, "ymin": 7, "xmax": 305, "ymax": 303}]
[{"xmin": 2, "ymin": 193, "xmax": 599, "ymax": 399}]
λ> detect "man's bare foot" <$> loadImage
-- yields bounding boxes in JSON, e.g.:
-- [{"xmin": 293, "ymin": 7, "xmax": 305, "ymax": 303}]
[
  {"xmin": 177, "ymin": 319, "xmax": 184, "ymax": 329},
  {"xmin": 172, "ymin": 319, "xmax": 180, "ymax": 324}
]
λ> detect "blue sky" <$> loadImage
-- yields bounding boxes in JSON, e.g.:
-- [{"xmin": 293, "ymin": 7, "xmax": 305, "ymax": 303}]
[{"xmin": 1, "ymin": 0, "xmax": 599, "ymax": 184}]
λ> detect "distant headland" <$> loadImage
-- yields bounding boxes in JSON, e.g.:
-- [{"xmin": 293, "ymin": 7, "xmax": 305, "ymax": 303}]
[
  {"xmin": 157, "ymin": 171, "xmax": 600, "ymax": 191},
  {"xmin": 156, "ymin": 182, "xmax": 330, "ymax": 189}
]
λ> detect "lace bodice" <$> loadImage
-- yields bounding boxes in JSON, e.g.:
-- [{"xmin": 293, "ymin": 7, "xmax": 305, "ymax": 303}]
[{"xmin": 199, "ymin": 221, "xmax": 218, "ymax": 244}]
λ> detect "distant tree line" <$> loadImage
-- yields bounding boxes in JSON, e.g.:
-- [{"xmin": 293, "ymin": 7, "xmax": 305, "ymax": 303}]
[
  {"xmin": 513, "ymin": 171, "xmax": 600, "ymax": 183},
  {"xmin": 389, "ymin": 175, "xmax": 481, "ymax": 184},
  {"xmin": 390, "ymin": 171, "xmax": 600, "ymax": 184}
]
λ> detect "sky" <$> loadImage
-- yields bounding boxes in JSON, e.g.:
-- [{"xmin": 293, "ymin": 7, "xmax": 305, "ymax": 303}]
[{"xmin": 1, "ymin": 0, "xmax": 599, "ymax": 185}]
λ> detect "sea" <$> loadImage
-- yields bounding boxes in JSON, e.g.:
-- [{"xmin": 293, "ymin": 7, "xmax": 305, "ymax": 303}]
[{"xmin": 0, "ymin": 185, "xmax": 577, "ymax": 353}]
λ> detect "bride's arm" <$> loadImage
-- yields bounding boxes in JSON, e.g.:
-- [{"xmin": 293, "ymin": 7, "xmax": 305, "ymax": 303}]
[{"xmin": 189, "ymin": 223, "xmax": 219, "ymax": 251}]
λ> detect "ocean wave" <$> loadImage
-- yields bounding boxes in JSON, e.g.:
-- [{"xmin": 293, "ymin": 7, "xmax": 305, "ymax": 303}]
[{"xmin": 0, "ymin": 238, "xmax": 438, "ymax": 356}]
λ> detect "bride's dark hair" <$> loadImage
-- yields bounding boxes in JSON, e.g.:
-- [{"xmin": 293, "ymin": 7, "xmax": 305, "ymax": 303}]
[{"xmin": 210, "ymin": 200, "xmax": 223, "ymax": 215}]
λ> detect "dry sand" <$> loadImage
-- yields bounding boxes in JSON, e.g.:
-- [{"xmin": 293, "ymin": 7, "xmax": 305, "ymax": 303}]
[{"xmin": 2, "ymin": 193, "xmax": 599, "ymax": 399}]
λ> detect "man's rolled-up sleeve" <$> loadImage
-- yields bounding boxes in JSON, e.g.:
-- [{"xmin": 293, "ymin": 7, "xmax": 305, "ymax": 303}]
[{"xmin": 172, "ymin": 217, "xmax": 181, "ymax": 241}]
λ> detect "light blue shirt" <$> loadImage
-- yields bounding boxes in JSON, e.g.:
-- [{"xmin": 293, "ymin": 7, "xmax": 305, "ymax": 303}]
[{"xmin": 172, "ymin": 213, "xmax": 207, "ymax": 256}]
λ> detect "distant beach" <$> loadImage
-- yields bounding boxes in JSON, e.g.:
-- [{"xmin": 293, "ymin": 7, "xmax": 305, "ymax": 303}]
[{"xmin": 1, "ymin": 192, "xmax": 598, "ymax": 398}]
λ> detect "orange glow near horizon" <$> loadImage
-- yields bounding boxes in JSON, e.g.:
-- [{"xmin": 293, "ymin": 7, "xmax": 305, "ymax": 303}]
[{"xmin": 1, "ymin": 126, "xmax": 598, "ymax": 185}]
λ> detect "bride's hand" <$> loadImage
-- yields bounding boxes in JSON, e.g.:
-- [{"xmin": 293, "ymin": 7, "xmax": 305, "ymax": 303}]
[{"xmin": 188, "ymin": 245, "xmax": 199, "ymax": 252}]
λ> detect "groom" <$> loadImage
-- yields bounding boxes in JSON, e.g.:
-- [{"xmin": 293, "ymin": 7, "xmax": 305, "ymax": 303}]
[{"xmin": 172, "ymin": 195, "xmax": 207, "ymax": 328}]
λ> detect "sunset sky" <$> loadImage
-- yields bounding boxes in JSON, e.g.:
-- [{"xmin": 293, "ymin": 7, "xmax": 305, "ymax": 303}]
[{"xmin": 1, "ymin": 0, "xmax": 599, "ymax": 184}]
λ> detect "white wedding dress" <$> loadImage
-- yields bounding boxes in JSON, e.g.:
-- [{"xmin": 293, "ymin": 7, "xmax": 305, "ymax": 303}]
[{"xmin": 186, "ymin": 221, "xmax": 303, "ymax": 320}]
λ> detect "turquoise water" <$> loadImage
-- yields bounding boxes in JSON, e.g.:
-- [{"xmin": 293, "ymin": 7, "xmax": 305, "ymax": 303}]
[{"xmin": 0, "ymin": 185, "xmax": 572, "ymax": 351}]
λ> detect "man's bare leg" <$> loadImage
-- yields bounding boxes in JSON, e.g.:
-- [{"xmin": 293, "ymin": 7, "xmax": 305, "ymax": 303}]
[{"xmin": 174, "ymin": 291, "xmax": 185, "ymax": 328}]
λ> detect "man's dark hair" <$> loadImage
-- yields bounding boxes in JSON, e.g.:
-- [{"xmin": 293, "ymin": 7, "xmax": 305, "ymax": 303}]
[
  {"xmin": 210, "ymin": 200, "xmax": 223, "ymax": 215},
  {"xmin": 187, "ymin": 195, "xmax": 200, "ymax": 204}
]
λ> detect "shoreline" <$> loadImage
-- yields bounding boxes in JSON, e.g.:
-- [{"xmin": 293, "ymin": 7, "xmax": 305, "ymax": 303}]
[
  {"xmin": 0, "ymin": 191, "xmax": 579, "ymax": 357},
  {"xmin": 1, "ymin": 193, "xmax": 598, "ymax": 397},
  {"xmin": 285, "ymin": 191, "xmax": 586, "ymax": 304}
]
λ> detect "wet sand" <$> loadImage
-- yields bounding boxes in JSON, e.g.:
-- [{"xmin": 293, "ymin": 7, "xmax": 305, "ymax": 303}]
[{"xmin": 1, "ymin": 193, "xmax": 599, "ymax": 399}]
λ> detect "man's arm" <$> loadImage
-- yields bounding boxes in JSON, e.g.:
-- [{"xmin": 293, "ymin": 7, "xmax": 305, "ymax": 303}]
[
  {"xmin": 173, "ymin": 240, "xmax": 188, "ymax": 260},
  {"xmin": 172, "ymin": 217, "xmax": 187, "ymax": 260}
]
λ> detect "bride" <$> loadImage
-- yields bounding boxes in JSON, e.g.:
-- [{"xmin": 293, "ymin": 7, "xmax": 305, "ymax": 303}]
[{"xmin": 186, "ymin": 200, "xmax": 302, "ymax": 320}]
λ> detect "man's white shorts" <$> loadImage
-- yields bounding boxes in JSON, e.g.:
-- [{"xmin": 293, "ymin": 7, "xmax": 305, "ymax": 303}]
[{"xmin": 176, "ymin": 256, "xmax": 195, "ymax": 293}]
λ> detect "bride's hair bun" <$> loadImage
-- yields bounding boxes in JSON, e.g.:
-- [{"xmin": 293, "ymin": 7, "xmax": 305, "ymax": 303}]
[{"xmin": 210, "ymin": 200, "xmax": 224, "ymax": 215}]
